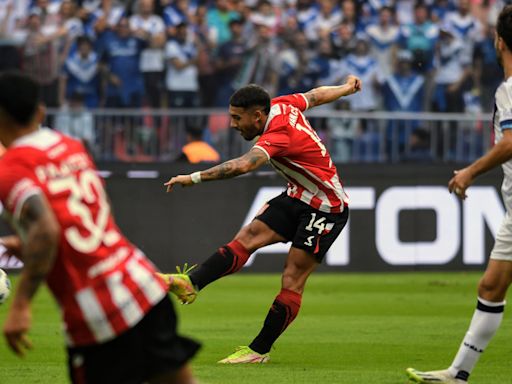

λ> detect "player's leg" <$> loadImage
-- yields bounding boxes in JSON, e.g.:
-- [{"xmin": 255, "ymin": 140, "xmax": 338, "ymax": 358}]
[
  {"xmin": 162, "ymin": 195, "xmax": 292, "ymax": 304},
  {"xmin": 219, "ymin": 203, "xmax": 349, "ymax": 363},
  {"xmin": 248, "ymin": 246, "xmax": 318, "ymax": 354},
  {"xmin": 407, "ymin": 214, "xmax": 512, "ymax": 383},
  {"xmin": 187, "ymin": 218, "xmax": 286, "ymax": 291},
  {"xmin": 445, "ymin": 259, "xmax": 512, "ymax": 381}
]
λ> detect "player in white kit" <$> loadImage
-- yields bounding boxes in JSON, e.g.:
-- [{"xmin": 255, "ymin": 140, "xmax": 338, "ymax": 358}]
[{"xmin": 406, "ymin": 5, "xmax": 512, "ymax": 384}]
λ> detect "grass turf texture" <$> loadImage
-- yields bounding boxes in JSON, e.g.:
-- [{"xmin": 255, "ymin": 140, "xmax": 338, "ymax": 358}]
[{"xmin": 1, "ymin": 273, "xmax": 511, "ymax": 384}]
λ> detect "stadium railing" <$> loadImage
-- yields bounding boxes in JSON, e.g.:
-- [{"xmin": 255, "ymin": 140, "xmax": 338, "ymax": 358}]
[{"xmin": 45, "ymin": 108, "xmax": 492, "ymax": 164}]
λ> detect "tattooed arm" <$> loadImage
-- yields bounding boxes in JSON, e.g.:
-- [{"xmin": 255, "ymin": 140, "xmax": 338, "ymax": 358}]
[
  {"xmin": 304, "ymin": 75, "xmax": 362, "ymax": 109},
  {"xmin": 165, "ymin": 147, "xmax": 269, "ymax": 192},
  {"xmin": 3, "ymin": 194, "xmax": 60, "ymax": 356}
]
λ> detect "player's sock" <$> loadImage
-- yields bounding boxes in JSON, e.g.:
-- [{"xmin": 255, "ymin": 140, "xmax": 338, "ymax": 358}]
[
  {"xmin": 189, "ymin": 240, "xmax": 250, "ymax": 290},
  {"xmin": 249, "ymin": 288, "xmax": 302, "ymax": 354},
  {"xmin": 448, "ymin": 297, "xmax": 505, "ymax": 381}
]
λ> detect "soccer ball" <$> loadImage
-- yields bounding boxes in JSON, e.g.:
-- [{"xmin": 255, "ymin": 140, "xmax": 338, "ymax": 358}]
[{"xmin": 0, "ymin": 269, "xmax": 11, "ymax": 304}]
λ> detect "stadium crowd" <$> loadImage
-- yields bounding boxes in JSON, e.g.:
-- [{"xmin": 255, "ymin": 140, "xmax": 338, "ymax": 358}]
[{"xmin": 0, "ymin": 0, "xmax": 508, "ymax": 161}]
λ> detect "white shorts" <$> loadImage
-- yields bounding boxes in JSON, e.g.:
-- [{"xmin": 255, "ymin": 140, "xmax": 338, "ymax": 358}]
[{"xmin": 490, "ymin": 211, "xmax": 512, "ymax": 261}]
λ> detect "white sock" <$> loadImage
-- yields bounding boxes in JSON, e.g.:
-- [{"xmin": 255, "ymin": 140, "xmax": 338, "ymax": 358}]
[{"xmin": 448, "ymin": 297, "xmax": 505, "ymax": 381}]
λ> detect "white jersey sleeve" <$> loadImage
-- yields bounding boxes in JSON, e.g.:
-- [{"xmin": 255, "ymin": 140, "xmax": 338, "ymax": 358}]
[{"xmin": 495, "ymin": 80, "xmax": 512, "ymax": 131}]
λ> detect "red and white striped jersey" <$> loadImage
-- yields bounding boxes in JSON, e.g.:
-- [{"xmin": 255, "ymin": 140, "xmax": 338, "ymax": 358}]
[
  {"xmin": 254, "ymin": 93, "xmax": 349, "ymax": 213},
  {"xmin": 0, "ymin": 129, "xmax": 167, "ymax": 347}
]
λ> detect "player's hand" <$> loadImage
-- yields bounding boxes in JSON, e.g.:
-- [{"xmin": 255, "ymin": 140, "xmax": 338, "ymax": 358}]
[
  {"xmin": 164, "ymin": 175, "xmax": 194, "ymax": 192},
  {"xmin": 3, "ymin": 303, "xmax": 33, "ymax": 357},
  {"xmin": 448, "ymin": 168, "xmax": 473, "ymax": 200},
  {"xmin": 344, "ymin": 75, "xmax": 362, "ymax": 95},
  {"xmin": 0, "ymin": 235, "xmax": 22, "ymax": 258}
]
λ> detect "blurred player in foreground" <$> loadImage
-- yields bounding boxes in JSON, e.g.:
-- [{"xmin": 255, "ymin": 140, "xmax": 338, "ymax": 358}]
[
  {"xmin": 0, "ymin": 72, "xmax": 199, "ymax": 384},
  {"xmin": 161, "ymin": 76, "xmax": 361, "ymax": 363},
  {"xmin": 407, "ymin": 5, "xmax": 512, "ymax": 384}
]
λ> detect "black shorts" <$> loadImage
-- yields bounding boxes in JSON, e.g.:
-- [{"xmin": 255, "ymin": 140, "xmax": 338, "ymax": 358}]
[
  {"xmin": 67, "ymin": 296, "xmax": 200, "ymax": 384},
  {"xmin": 256, "ymin": 192, "xmax": 349, "ymax": 262}
]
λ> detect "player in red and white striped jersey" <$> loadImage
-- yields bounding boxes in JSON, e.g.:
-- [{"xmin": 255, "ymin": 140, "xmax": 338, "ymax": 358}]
[
  {"xmin": 0, "ymin": 72, "xmax": 199, "ymax": 384},
  {"xmin": 163, "ymin": 75, "xmax": 361, "ymax": 363}
]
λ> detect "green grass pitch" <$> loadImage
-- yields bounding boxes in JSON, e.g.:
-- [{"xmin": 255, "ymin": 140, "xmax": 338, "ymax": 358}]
[{"xmin": 1, "ymin": 272, "xmax": 511, "ymax": 384}]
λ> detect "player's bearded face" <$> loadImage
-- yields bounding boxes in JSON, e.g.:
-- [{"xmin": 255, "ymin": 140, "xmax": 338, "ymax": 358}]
[{"xmin": 229, "ymin": 106, "xmax": 261, "ymax": 141}]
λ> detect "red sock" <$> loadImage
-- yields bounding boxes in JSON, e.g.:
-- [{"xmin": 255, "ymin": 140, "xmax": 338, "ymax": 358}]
[
  {"xmin": 249, "ymin": 288, "xmax": 302, "ymax": 354},
  {"xmin": 189, "ymin": 239, "xmax": 250, "ymax": 290},
  {"xmin": 224, "ymin": 240, "xmax": 250, "ymax": 275}
]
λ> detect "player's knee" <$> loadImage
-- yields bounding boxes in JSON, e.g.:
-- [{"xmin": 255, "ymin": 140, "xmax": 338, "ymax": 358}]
[{"xmin": 478, "ymin": 276, "xmax": 508, "ymax": 302}]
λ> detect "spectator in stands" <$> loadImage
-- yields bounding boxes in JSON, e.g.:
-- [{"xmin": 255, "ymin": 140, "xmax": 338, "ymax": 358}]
[
  {"xmin": 22, "ymin": 7, "xmax": 67, "ymax": 107},
  {"xmin": 215, "ymin": 18, "xmax": 246, "ymax": 106},
  {"xmin": 0, "ymin": 1, "xmax": 28, "ymax": 71},
  {"xmin": 250, "ymin": 0, "xmax": 281, "ymax": 35},
  {"xmin": 432, "ymin": 22, "xmax": 472, "ymax": 159},
  {"xmin": 365, "ymin": 5, "xmax": 400, "ymax": 77},
  {"xmin": 195, "ymin": 4, "xmax": 217, "ymax": 107},
  {"xmin": 101, "ymin": 17, "xmax": 145, "ymax": 108},
  {"xmin": 335, "ymin": 38, "xmax": 379, "ymax": 112},
  {"xmin": 163, "ymin": 0, "xmax": 193, "ymax": 38},
  {"xmin": 326, "ymin": 99, "xmax": 358, "ymax": 163},
  {"xmin": 444, "ymin": 0, "xmax": 483, "ymax": 59},
  {"xmin": 399, "ymin": 2, "xmax": 439, "ymax": 73},
  {"xmin": 432, "ymin": 23, "xmax": 472, "ymax": 114},
  {"xmin": 165, "ymin": 22, "xmax": 199, "ymax": 108},
  {"xmin": 55, "ymin": 91, "xmax": 96, "ymax": 154},
  {"xmin": 430, "ymin": 0, "xmax": 457, "ymax": 23},
  {"xmin": 380, "ymin": 50, "xmax": 425, "ymax": 159},
  {"xmin": 38, "ymin": 0, "xmax": 63, "ymax": 16},
  {"xmin": 304, "ymin": 0, "xmax": 342, "ymax": 42},
  {"xmin": 84, "ymin": 0, "xmax": 125, "ymax": 39},
  {"xmin": 32, "ymin": 0, "xmax": 60, "ymax": 28},
  {"xmin": 232, "ymin": 24, "xmax": 278, "ymax": 94},
  {"xmin": 330, "ymin": 20, "xmax": 356, "ymax": 59},
  {"xmin": 206, "ymin": 0, "xmax": 239, "ymax": 45},
  {"xmin": 179, "ymin": 126, "xmax": 220, "ymax": 163},
  {"xmin": 295, "ymin": 0, "xmax": 317, "ymax": 33},
  {"xmin": 276, "ymin": 31, "xmax": 313, "ymax": 95},
  {"xmin": 58, "ymin": 0, "xmax": 83, "ymax": 42},
  {"xmin": 362, "ymin": 0, "xmax": 394, "ymax": 20},
  {"xmin": 334, "ymin": 37, "xmax": 381, "ymax": 161},
  {"xmin": 130, "ymin": 0, "xmax": 166, "ymax": 109},
  {"xmin": 381, "ymin": 49, "xmax": 425, "ymax": 113},
  {"xmin": 60, "ymin": 35, "xmax": 100, "ymax": 108},
  {"xmin": 341, "ymin": 0, "xmax": 364, "ymax": 33},
  {"xmin": 308, "ymin": 37, "xmax": 335, "ymax": 87},
  {"xmin": 474, "ymin": 22, "xmax": 502, "ymax": 111}
]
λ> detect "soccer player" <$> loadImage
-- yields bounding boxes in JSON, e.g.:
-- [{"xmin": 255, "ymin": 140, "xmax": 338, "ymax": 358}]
[
  {"xmin": 406, "ymin": 5, "xmax": 512, "ymax": 384},
  {"xmin": 0, "ymin": 72, "xmax": 199, "ymax": 384},
  {"xmin": 161, "ymin": 76, "xmax": 362, "ymax": 363}
]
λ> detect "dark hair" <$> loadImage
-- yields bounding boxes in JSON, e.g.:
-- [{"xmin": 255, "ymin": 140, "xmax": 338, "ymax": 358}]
[
  {"xmin": 0, "ymin": 71, "xmax": 40, "ymax": 125},
  {"xmin": 497, "ymin": 5, "xmax": 512, "ymax": 51},
  {"xmin": 229, "ymin": 84, "xmax": 270, "ymax": 114},
  {"xmin": 186, "ymin": 125, "xmax": 204, "ymax": 139},
  {"xmin": 76, "ymin": 35, "xmax": 92, "ymax": 47}
]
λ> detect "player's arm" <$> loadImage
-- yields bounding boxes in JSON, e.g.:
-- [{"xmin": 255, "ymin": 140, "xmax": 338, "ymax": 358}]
[
  {"xmin": 3, "ymin": 194, "xmax": 60, "ymax": 357},
  {"xmin": 304, "ymin": 75, "xmax": 362, "ymax": 109},
  {"xmin": 449, "ymin": 129, "xmax": 512, "ymax": 199},
  {"xmin": 164, "ymin": 147, "xmax": 268, "ymax": 192}
]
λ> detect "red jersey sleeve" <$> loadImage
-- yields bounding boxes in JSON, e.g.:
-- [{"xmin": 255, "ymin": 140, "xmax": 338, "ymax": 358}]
[
  {"xmin": 0, "ymin": 161, "xmax": 42, "ymax": 221},
  {"xmin": 271, "ymin": 93, "xmax": 309, "ymax": 112}
]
